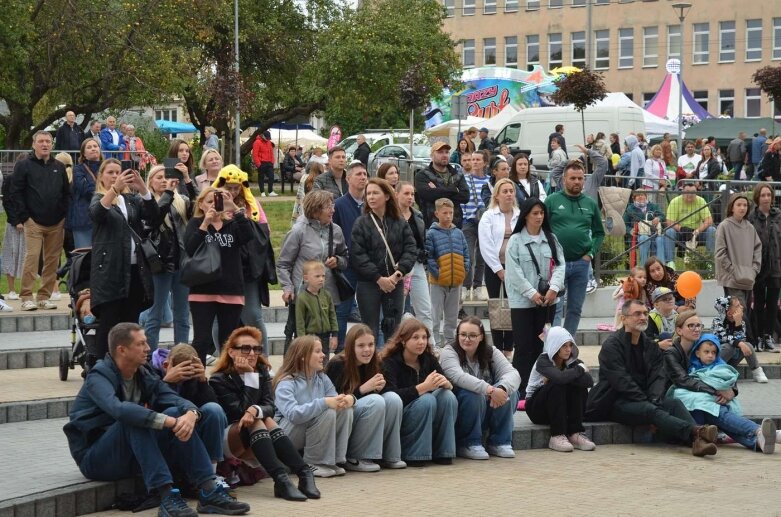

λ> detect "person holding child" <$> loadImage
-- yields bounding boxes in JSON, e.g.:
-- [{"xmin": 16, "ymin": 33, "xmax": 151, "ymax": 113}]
[
  {"xmin": 440, "ymin": 317, "xmax": 520, "ymax": 460},
  {"xmin": 612, "ymin": 266, "xmax": 647, "ymax": 328},
  {"xmin": 646, "ymin": 287, "xmax": 678, "ymax": 350},
  {"xmin": 668, "ymin": 333, "xmax": 777, "ymax": 453},
  {"xmin": 325, "ymin": 324, "xmax": 406, "ymax": 471},
  {"xmin": 425, "ymin": 198, "xmax": 470, "ymax": 348},
  {"xmin": 381, "ymin": 318, "xmax": 457, "ymax": 466},
  {"xmin": 711, "ymin": 297, "xmax": 768, "ymax": 382},
  {"xmin": 273, "ymin": 335, "xmax": 354, "ymax": 478},
  {"xmin": 526, "ymin": 326, "xmax": 595, "ymax": 452},
  {"xmin": 209, "ymin": 327, "xmax": 320, "ymax": 501},
  {"xmin": 296, "ymin": 260, "xmax": 338, "ymax": 360}
]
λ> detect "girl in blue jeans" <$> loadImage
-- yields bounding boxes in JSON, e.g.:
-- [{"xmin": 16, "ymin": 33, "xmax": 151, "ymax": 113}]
[{"xmin": 381, "ymin": 318, "xmax": 457, "ymax": 466}]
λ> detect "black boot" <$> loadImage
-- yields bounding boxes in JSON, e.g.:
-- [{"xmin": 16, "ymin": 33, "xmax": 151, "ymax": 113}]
[
  {"xmin": 296, "ymin": 466, "xmax": 320, "ymax": 499},
  {"xmin": 273, "ymin": 473, "xmax": 307, "ymax": 501}
]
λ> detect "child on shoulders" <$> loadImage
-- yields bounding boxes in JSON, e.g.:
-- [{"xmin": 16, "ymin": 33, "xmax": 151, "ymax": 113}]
[{"xmin": 612, "ymin": 266, "xmax": 647, "ymax": 327}]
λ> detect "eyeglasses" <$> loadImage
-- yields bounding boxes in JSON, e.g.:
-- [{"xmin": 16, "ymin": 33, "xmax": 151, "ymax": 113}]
[
  {"xmin": 236, "ymin": 345, "xmax": 263, "ymax": 355},
  {"xmin": 685, "ymin": 323, "xmax": 704, "ymax": 331},
  {"xmin": 458, "ymin": 333, "xmax": 481, "ymax": 341}
]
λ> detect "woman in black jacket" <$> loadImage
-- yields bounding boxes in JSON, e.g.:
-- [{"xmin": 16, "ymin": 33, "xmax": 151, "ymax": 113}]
[
  {"xmin": 89, "ymin": 159, "xmax": 160, "ymax": 363},
  {"xmin": 759, "ymin": 137, "xmax": 781, "ymax": 182},
  {"xmin": 281, "ymin": 146, "xmax": 302, "ymax": 194},
  {"xmin": 748, "ymin": 182, "xmax": 781, "ymax": 350},
  {"xmin": 350, "ymin": 178, "xmax": 417, "ymax": 342},
  {"xmin": 184, "ymin": 187, "xmax": 254, "ymax": 363},
  {"xmin": 693, "ymin": 145, "xmax": 722, "ymax": 184},
  {"xmin": 209, "ymin": 326, "xmax": 319, "ymax": 501}
]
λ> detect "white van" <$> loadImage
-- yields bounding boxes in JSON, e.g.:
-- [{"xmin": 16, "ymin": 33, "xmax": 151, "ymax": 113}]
[{"xmin": 493, "ymin": 105, "xmax": 646, "ymax": 169}]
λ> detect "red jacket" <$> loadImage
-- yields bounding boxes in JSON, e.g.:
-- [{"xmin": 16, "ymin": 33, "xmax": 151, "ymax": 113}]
[{"xmin": 252, "ymin": 136, "xmax": 274, "ymax": 166}]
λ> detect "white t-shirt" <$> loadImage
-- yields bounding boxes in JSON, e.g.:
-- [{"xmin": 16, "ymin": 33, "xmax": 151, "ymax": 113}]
[{"xmin": 677, "ymin": 153, "xmax": 701, "ymax": 175}]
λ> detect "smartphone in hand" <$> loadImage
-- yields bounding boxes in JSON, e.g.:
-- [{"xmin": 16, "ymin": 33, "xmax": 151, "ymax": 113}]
[{"xmin": 213, "ymin": 191, "xmax": 224, "ymax": 212}]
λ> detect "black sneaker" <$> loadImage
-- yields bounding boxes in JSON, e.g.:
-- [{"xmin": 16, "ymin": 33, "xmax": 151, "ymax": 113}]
[
  {"xmin": 159, "ymin": 489, "xmax": 197, "ymax": 517},
  {"xmin": 197, "ymin": 485, "xmax": 250, "ymax": 515}
]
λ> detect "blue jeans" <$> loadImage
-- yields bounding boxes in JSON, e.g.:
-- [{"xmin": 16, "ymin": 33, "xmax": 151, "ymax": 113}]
[
  {"xmin": 636, "ymin": 233, "xmax": 667, "ymax": 265},
  {"xmin": 199, "ymin": 402, "xmax": 228, "ymax": 462},
  {"xmin": 72, "ymin": 228, "xmax": 92, "ymax": 249},
  {"xmin": 454, "ymin": 388, "xmax": 518, "ymax": 448},
  {"xmin": 335, "ymin": 298, "xmax": 353, "ymax": 353},
  {"xmin": 663, "ymin": 226, "xmax": 716, "ymax": 261},
  {"xmin": 553, "ymin": 258, "xmax": 590, "ymax": 335},
  {"xmin": 241, "ymin": 280, "xmax": 268, "ymax": 354},
  {"xmin": 400, "ymin": 389, "xmax": 457, "ymax": 461},
  {"xmin": 692, "ymin": 406, "xmax": 759, "ymax": 450},
  {"xmin": 144, "ymin": 270, "xmax": 190, "ymax": 350},
  {"xmin": 78, "ymin": 406, "xmax": 214, "ymax": 491}
]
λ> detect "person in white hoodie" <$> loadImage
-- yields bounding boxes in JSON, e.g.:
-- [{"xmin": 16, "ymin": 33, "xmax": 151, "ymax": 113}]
[
  {"xmin": 525, "ymin": 326, "xmax": 595, "ymax": 452},
  {"xmin": 625, "ymin": 134, "xmax": 646, "ymax": 189}
]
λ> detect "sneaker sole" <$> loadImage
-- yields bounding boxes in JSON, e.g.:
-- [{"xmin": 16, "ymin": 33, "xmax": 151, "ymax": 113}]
[
  {"xmin": 196, "ymin": 504, "xmax": 249, "ymax": 515},
  {"xmin": 761, "ymin": 419, "xmax": 776, "ymax": 454}
]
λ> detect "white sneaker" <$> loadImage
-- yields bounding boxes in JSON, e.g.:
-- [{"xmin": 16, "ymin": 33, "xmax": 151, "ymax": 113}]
[
  {"xmin": 6, "ymin": 291, "xmax": 20, "ymax": 300},
  {"xmin": 215, "ymin": 475, "xmax": 233, "ymax": 491},
  {"xmin": 461, "ymin": 287, "xmax": 470, "ymax": 302},
  {"xmin": 775, "ymin": 430, "xmax": 781, "ymax": 444},
  {"xmin": 38, "ymin": 300, "xmax": 57, "ymax": 310},
  {"xmin": 486, "ymin": 444, "xmax": 515, "ymax": 458},
  {"xmin": 549, "ymin": 435, "xmax": 574, "ymax": 452},
  {"xmin": 752, "ymin": 367, "xmax": 769, "ymax": 383},
  {"xmin": 269, "ymin": 191, "xmax": 279, "ymax": 197},
  {"xmin": 205, "ymin": 354, "xmax": 216, "ymax": 366},
  {"xmin": 341, "ymin": 459, "xmax": 380, "ymax": 472},
  {"xmin": 380, "ymin": 459, "xmax": 407, "ymax": 469},
  {"xmin": 50, "ymin": 292, "xmax": 62, "ymax": 301},
  {"xmin": 311, "ymin": 464, "xmax": 336, "ymax": 478},
  {"xmin": 457, "ymin": 445, "xmax": 489, "ymax": 460},
  {"xmin": 0, "ymin": 300, "xmax": 13, "ymax": 312},
  {"xmin": 260, "ymin": 192, "xmax": 267, "ymax": 197},
  {"xmin": 20, "ymin": 301, "xmax": 38, "ymax": 311},
  {"xmin": 757, "ymin": 418, "xmax": 776, "ymax": 454},
  {"xmin": 330, "ymin": 465, "xmax": 346, "ymax": 476},
  {"xmin": 666, "ymin": 260, "xmax": 676, "ymax": 270},
  {"xmin": 472, "ymin": 286, "xmax": 487, "ymax": 301},
  {"xmin": 568, "ymin": 432, "xmax": 596, "ymax": 451},
  {"xmin": 586, "ymin": 278, "xmax": 598, "ymax": 294}
]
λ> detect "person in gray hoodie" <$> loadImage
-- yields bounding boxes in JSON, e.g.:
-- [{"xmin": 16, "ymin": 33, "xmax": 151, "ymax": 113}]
[
  {"xmin": 625, "ymin": 134, "xmax": 646, "ymax": 189},
  {"xmin": 525, "ymin": 326, "xmax": 595, "ymax": 452}
]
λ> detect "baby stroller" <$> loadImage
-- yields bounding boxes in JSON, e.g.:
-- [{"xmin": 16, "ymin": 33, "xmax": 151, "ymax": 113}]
[{"xmin": 59, "ymin": 248, "xmax": 97, "ymax": 381}]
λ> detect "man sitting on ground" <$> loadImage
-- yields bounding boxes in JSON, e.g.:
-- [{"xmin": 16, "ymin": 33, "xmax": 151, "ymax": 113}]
[{"xmin": 64, "ymin": 323, "xmax": 250, "ymax": 517}]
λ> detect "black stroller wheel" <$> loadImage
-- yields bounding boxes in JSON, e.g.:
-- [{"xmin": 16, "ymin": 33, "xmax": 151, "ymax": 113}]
[{"xmin": 59, "ymin": 348, "xmax": 70, "ymax": 381}]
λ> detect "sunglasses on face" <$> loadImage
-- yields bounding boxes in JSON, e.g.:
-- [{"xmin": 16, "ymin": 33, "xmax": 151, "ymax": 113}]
[{"xmin": 235, "ymin": 345, "xmax": 263, "ymax": 355}]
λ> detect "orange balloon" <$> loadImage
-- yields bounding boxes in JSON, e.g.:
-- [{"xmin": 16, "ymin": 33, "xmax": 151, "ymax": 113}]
[{"xmin": 676, "ymin": 271, "xmax": 702, "ymax": 299}]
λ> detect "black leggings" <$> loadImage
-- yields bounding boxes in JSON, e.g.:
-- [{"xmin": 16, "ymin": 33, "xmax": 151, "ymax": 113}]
[
  {"xmin": 753, "ymin": 285, "xmax": 780, "ymax": 338},
  {"xmin": 93, "ymin": 266, "xmax": 147, "ymax": 363},
  {"xmin": 484, "ymin": 268, "xmax": 513, "ymax": 352},
  {"xmin": 511, "ymin": 305, "xmax": 555, "ymax": 395},
  {"xmin": 190, "ymin": 301, "xmax": 244, "ymax": 363},
  {"xmin": 525, "ymin": 382, "xmax": 587, "ymax": 436}
]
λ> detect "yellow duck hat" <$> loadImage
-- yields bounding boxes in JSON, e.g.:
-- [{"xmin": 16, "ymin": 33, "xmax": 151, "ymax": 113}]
[{"xmin": 212, "ymin": 165, "xmax": 262, "ymax": 223}]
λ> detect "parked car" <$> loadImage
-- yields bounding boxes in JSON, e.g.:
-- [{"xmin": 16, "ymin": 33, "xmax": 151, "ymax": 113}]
[
  {"xmin": 338, "ymin": 131, "xmax": 428, "ymax": 159},
  {"xmin": 368, "ymin": 144, "xmax": 432, "ymax": 182}
]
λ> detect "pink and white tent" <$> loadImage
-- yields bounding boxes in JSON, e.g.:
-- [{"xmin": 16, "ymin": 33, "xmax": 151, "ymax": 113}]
[{"xmin": 644, "ymin": 73, "xmax": 711, "ymax": 127}]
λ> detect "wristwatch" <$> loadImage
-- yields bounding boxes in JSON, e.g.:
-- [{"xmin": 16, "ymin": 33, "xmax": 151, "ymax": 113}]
[{"xmin": 189, "ymin": 409, "xmax": 201, "ymax": 422}]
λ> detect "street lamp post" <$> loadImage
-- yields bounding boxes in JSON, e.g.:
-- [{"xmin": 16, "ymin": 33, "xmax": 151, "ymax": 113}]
[
  {"xmin": 234, "ymin": 0, "xmax": 241, "ymax": 165},
  {"xmin": 672, "ymin": 3, "xmax": 692, "ymax": 155}
]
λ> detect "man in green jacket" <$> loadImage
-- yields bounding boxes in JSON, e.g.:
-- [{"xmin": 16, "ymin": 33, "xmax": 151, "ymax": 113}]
[{"xmin": 544, "ymin": 161, "xmax": 605, "ymax": 334}]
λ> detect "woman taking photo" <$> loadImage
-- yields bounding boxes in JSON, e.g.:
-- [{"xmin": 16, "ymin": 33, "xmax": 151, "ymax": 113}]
[
  {"xmin": 143, "ymin": 164, "xmax": 196, "ymax": 350},
  {"xmin": 184, "ymin": 187, "xmax": 254, "ymax": 363},
  {"xmin": 209, "ymin": 326, "xmax": 319, "ymax": 501},
  {"xmin": 273, "ymin": 335, "xmax": 354, "ymax": 478},
  {"xmin": 748, "ymin": 182, "xmax": 781, "ymax": 351},
  {"xmin": 350, "ymin": 178, "xmax": 417, "ymax": 343},
  {"xmin": 478, "ymin": 178, "xmax": 519, "ymax": 357},
  {"xmin": 195, "ymin": 149, "xmax": 224, "ymax": 192},
  {"xmin": 504, "ymin": 198, "xmax": 565, "ymax": 396},
  {"xmin": 325, "ymin": 324, "xmax": 406, "ymax": 470},
  {"xmin": 381, "ymin": 318, "xmax": 457, "ymax": 466},
  {"xmin": 440, "ymin": 317, "xmax": 520, "ymax": 460},
  {"xmin": 396, "ymin": 181, "xmax": 434, "ymax": 340},
  {"xmin": 377, "ymin": 163, "xmax": 400, "ymax": 191},
  {"xmin": 68, "ymin": 138, "xmax": 103, "ymax": 248},
  {"xmin": 89, "ymin": 159, "xmax": 159, "ymax": 362}
]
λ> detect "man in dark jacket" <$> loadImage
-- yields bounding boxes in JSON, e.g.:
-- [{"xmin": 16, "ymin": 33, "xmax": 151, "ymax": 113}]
[
  {"xmin": 54, "ymin": 111, "xmax": 84, "ymax": 151},
  {"xmin": 353, "ymin": 135, "xmax": 371, "ymax": 167},
  {"xmin": 477, "ymin": 128, "xmax": 495, "ymax": 152},
  {"xmin": 414, "ymin": 142, "xmax": 469, "ymax": 228},
  {"xmin": 63, "ymin": 323, "xmax": 250, "ymax": 517},
  {"xmin": 313, "ymin": 146, "xmax": 349, "ymax": 198},
  {"xmin": 585, "ymin": 300, "xmax": 719, "ymax": 457},
  {"xmin": 10, "ymin": 131, "xmax": 70, "ymax": 311},
  {"xmin": 547, "ymin": 124, "xmax": 567, "ymax": 158}
]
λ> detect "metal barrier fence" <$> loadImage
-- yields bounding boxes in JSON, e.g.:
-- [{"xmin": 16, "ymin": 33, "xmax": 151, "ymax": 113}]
[{"xmin": 0, "ymin": 149, "xmax": 157, "ymax": 178}]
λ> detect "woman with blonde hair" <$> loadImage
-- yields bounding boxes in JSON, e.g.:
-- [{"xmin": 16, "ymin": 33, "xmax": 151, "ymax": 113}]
[
  {"xmin": 88, "ymin": 158, "xmax": 159, "ymax": 363},
  {"xmin": 273, "ymin": 335, "xmax": 354, "ymax": 478},
  {"xmin": 209, "ymin": 326, "xmax": 319, "ymax": 501},
  {"xmin": 196, "ymin": 148, "xmax": 224, "ymax": 191},
  {"xmin": 644, "ymin": 144, "xmax": 668, "ymax": 190},
  {"xmin": 381, "ymin": 318, "xmax": 456, "ymax": 466},
  {"xmin": 292, "ymin": 161, "xmax": 324, "ymax": 223}
]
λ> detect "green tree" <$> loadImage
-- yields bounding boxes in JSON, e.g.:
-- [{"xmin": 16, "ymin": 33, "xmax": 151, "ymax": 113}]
[{"xmin": 551, "ymin": 68, "xmax": 608, "ymax": 146}]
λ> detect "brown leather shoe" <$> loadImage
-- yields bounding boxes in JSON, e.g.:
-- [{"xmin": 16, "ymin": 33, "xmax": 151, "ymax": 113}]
[
  {"xmin": 692, "ymin": 437, "xmax": 717, "ymax": 457},
  {"xmin": 696, "ymin": 425, "xmax": 719, "ymax": 444}
]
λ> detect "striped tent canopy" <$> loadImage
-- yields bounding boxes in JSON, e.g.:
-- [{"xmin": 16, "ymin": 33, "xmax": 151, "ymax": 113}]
[{"xmin": 644, "ymin": 73, "xmax": 711, "ymax": 128}]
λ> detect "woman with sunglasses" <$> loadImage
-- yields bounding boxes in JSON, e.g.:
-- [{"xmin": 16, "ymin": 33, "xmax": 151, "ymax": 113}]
[
  {"xmin": 439, "ymin": 317, "xmax": 520, "ymax": 460},
  {"xmin": 210, "ymin": 326, "xmax": 320, "ymax": 501}
]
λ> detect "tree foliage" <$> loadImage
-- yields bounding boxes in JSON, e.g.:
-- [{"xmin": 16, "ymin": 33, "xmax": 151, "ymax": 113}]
[
  {"xmin": 551, "ymin": 68, "xmax": 608, "ymax": 145},
  {"xmin": 753, "ymin": 65, "xmax": 781, "ymax": 103}
]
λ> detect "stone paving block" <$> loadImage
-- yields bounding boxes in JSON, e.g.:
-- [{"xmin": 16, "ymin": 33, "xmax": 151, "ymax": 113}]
[
  {"xmin": 0, "ymin": 505, "xmax": 14, "ymax": 517},
  {"xmin": 74, "ymin": 487, "xmax": 96, "ymax": 515},
  {"xmin": 8, "ymin": 352, "xmax": 26, "ymax": 369},
  {"xmin": 0, "ymin": 406, "xmax": 7, "ymax": 424},
  {"xmin": 612, "ymin": 424, "xmax": 633, "ymax": 444},
  {"xmin": 27, "ymin": 351, "xmax": 45, "ymax": 368},
  {"xmin": 7, "ymin": 404, "xmax": 27, "ymax": 423},
  {"xmin": 52, "ymin": 316, "xmax": 70, "ymax": 331},
  {"xmin": 531, "ymin": 427, "xmax": 550, "ymax": 449},
  {"xmin": 16, "ymin": 317, "xmax": 34, "ymax": 333},
  {"xmin": 47, "ymin": 400, "xmax": 68, "ymax": 419},
  {"xmin": 27, "ymin": 403, "xmax": 48, "ymax": 421},
  {"xmin": 582, "ymin": 331, "xmax": 599, "ymax": 347},
  {"xmin": 590, "ymin": 423, "xmax": 613, "ymax": 445},
  {"xmin": 34, "ymin": 317, "xmax": 52, "ymax": 332},
  {"xmin": 0, "ymin": 352, "xmax": 7, "ymax": 370},
  {"xmin": 55, "ymin": 492, "xmax": 75, "ymax": 517},
  {"xmin": 36, "ymin": 497, "xmax": 56, "ymax": 517},
  {"xmin": 14, "ymin": 501, "xmax": 35, "ymax": 517},
  {"xmin": 0, "ymin": 316, "xmax": 17, "ymax": 333},
  {"xmin": 512, "ymin": 429, "xmax": 532, "ymax": 450},
  {"xmin": 44, "ymin": 350, "xmax": 60, "ymax": 367},
  {"xmin": 95, "ymin": 484, "xmax": 116, "ymax": 512}
]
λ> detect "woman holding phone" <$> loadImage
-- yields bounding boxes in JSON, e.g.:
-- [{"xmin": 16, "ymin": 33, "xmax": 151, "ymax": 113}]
[
  {"xmin": 167, "ymin": 138, "xmax": 194, "ymax": 195},
  {"xmin": 88, "ymin": 159, "xmax": 160, "ymax": 364}
]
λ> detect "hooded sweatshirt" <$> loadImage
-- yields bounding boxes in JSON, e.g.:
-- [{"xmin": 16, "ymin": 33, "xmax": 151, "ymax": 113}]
[
  {"xmin": 711, "ymin": 296, "xmax": 748, "ymax": 347},
  {"xmin": 526, "ymin": 326, "xmax": 593, "ymax": 398},
  {"xmin": 714, "ymin": 210, "xmax": 762, "ymax": 290},
  {"xmin": 625, "ymin": 135, "xmax": 646, "ymax": 187},
  {"xmin": 544, "ymin": 190, "xmax": 605, "ymax": 261}
]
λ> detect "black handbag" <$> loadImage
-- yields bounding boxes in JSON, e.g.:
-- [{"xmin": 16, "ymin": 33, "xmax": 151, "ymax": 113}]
[
  {"xmin": 525, "ymin": 242, "xmax": 565, "ymax": 298},
  {"xmin": 329, "ymin": 224, "xmax": 355, "ymax": 301},
  {"xmin": 126, "ymin": 221, "xmax": 163, "ymax": 274},
  {"xmin": 180, "ymin": 233, "xmax": 221, "ymax": 287}
]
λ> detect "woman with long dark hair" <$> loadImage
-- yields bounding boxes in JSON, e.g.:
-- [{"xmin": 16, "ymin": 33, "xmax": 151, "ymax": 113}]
[
  {"xmin": 509, "ymin": 153, "xmax": 545, "ymax": 202},
  {"xmin": 748, "ymin": 182, "xmax": 781, "ymax": 351},
  {"xmin": 644, "ymin": 256, "xmax": 694, "ymax": 311},
  {"xmin": 167, "ymin": 138, "xmax": 195, "ymax": 196},
  {"xmin": 68, "ymin": 138, "xmax": 103, "ymax": 248},
  {"xmin": 449, "ymin": 139, "xmax": 470, "ymax": 164},
  {"xmin": 504, "ymin": 198, "xmax": 565, "ymax": 396}
]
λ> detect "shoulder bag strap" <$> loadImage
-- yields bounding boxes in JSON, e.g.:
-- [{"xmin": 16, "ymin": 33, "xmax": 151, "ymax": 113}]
[
  {"xmin": 328, "ymin": 222, "xmax": 334, "ymax": 257},
  {"xmin": 525, "ymin": 242, "xmax": 543, "ymax": 279},
  {"xmin": 369, "ymin": 213, "xmax": 398, "ymax": 271}
]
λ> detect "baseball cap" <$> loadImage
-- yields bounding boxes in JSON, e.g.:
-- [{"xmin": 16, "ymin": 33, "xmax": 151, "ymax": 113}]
[
  {"xmin": 431, "ymin": 141, "xmax": 452, "ymax": 152},
  {"xmin": 652, "ymin": 287, "xmax": 674, "ymax": 303},
  {"xmin": 479, "ymin": 127, "xmax": 489, "ymax": 133}
]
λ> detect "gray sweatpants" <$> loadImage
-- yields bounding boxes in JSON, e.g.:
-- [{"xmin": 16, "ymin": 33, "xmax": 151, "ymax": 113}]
[
  {"xmin": 279, "ymin": 407, "xmax": 353, "ymax": 465},
  {"xmin": 721, "ymin": 339, "xmax": 759, "ymax": 370},
  {"xmin": 348, "ymin": 392, "xmax": 403, "ymax": 462},
  {"xmin": 431, "ymin": 285, "xmax": 461, "ymax": 347}
]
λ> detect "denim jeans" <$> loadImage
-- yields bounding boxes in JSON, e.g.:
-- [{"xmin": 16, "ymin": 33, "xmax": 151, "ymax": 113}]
[
  {"xmin": 72, "ymin": 228, "xmax": 92, "ymax": 249},
  {"xmin": 637, "ymin": 233, "xmax": 667, "ymax": 265},
  {"xmin": 145, "ymin": 270, "xmax": 190, "ymax": 350},
  {"xmin": 279, "ymin": 407, "xmax": 354, "ymax": 465},
  {"xmin": 78, "ymin": 406, "xmax": 214, "ymax": 491},
  {"xmin": 347, "ymin": 392, "xmax": 403, "ymax": 462},
  {"xmin": 461, "ymin": 220, "xmax": 484, "ymax": 289},
  {"xmin": 663, "ymin": 226, "xmax": 716, "ymax": 260},
  {"xmin": 399, "ymin": 389, "xmax": 457, "ymax": 461},
  {"xmin": 335, "ymin": 298, "xmax": 353, "ymax": 353},
  {"xmin": 408, "ymin": 262, "xmax": 434, "ymax": 339},
  {"xmin": 691, "ymin": 406, "xmax": 759, "ymax": 450},
  {"xmin": 454, "ymin": 387, "xmax": 518, "ymax": 447},
  {"xmin": 241, "ymin": 280, "xmax": 268, "ymax": 354},
  {"xmin": 553, "ymin": 258, "xmax": 590, "ymax": 335},
  {"xmin": 198, "ymin": 402, "xmax": 228, "ymax": 462}
]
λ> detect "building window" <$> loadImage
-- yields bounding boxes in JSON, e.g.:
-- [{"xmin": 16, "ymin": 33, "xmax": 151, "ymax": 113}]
[
  {"xmin": 526, "ymin": 0, "xmax": 540, "ymax": 9},
  {"xmin": 571, "ymin": 31, "xmax": 586, "ymax": 68},
  {"xmin": 693, "ymin": 23, "xmax": 709, "ymax": 64},
  {"xmin": 594, "ymin": 30, "xmax": 609, "ymax": 69},
  {"xmin": 746, "ymin": 19, "xmax": 763, "ymax": 61},
  {"xmin": 505, "ymin": 36, "xmax": 518, "ymax": 68},
  {"xmin": 548, "ymin": 33, "xmax": 563, "ymax": 69},
  {"xmin": 719, "ymin": 89, "xmax": 734, "ymax": 117},
  {"xmin": 484, "ymin": 0, "xmax": 496, "ymax": 14},
  {"xmin": 595, "ymin": 0, "xmax": 609, "ymax": 4},
  {"xmin": 642, "ymin": 92, "xmax": 655, "ymax": 107},
  {"xmin": 549, "ymin": 0, "xmax": 563, "ymax": 7},
  {"xmin": 484, "ymin": 37, "xmax": 497, "ymax": 66},
  {"xmin": 619, "ymin": 28, "xmax": 634, "ymax": 68},
  {"xmin": 625, "ymin": 93, "xmax": 634, "ymax": 102},
  {"xmin": 463, "ymin": 0, "xmax": 475, "ymax": 16},
  {"xmin": 155, "ymin": 109, "xmax": 177, "ymax": 122},
  {"xmin": 526, "ymin": 35, "xmax": 540, "ymax": 68},
  {"xmin": 463, "ymin": 39, "xmax": 475, "ymax": 68},
  {"xmin": 444, "ymin": 0, "xmax": 455, "ymax": 17},
  {"xmin": 774, "ymin": 18, "xmax": 781, "ymax": 60},
  {"xmin": 746, "ymin": 88, "xmax": 762, "ymax": 118},
  {"xmin": 693, "ymin": 90, "xmax": 709, "ymax": 113},
  {"xmin": 718, "ymin": 21, "xmax": 735, "ymax": 62},
  {"xmin": 572, "ymin": 0, "xmax": 585, "ymax": 6},
  {"xmin": 505, "ymin": 0, "xmax": 518, "ymax": 12},
  {"xmin": 643, "ymin": 27, "xmax": 658, "ymax": 67},
  {"xmin": 667, "ymin": 24, "xmax": 681, "ymax": 58}
]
